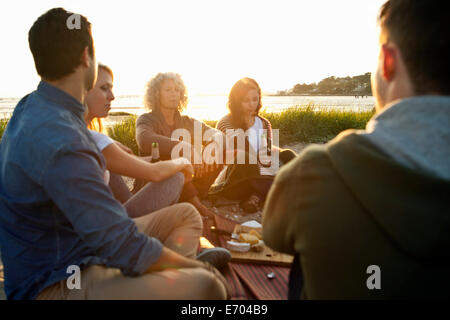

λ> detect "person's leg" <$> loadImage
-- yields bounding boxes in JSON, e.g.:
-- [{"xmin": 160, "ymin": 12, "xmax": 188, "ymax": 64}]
[
  {"xmin": 192, "ymin": 166, "xmax": 222, "ymax": 199},
  {"xmin": 36, "ymin": 264, "xmax": 228, "ymax": 300},
  {"xmin": 108, "ymin": 173, "xmax": 132, "ymax": 204},
  {"xmin": 219, "ymin": 179, "xmax": 252, "ymax": 201},
  {"xmin": 124, "ymin": 172, "xmax": 184, "ymax": 218},
  {"xmin": 179, "ymin": 180, "xmax": 215, "ymax": 220},
  {"xmin": 249, "ymin": 177, "xmax": 273, "ymax": 201},
  {"xmin": 179, "ymin": 181, "xmax": 199, "ymax": 202},
  {"xmin": 212, "ymin": 163, "xmax": 259, "ymax": 201},
  {"xmin": 35, "ymin": 203, "xmax": 228, "ymax": 300},
  {"xmin": 133, "ymin": 202, "xmax": 202, "ymax": 258}
]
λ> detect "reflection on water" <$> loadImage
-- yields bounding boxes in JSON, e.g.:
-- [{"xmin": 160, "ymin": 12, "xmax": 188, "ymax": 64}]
[
  {"xmin": 106, "ymin": 94, "xmax": 375, "ymax": 121},
  {"xmin": 1, "ymin": 95, "xmax": 374, "ymax": 121}
]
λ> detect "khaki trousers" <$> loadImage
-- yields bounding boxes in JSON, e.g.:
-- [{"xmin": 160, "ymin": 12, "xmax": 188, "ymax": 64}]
[{"xmin": 36, "ymin": 203, "xmax": 227, "ymax": 300}]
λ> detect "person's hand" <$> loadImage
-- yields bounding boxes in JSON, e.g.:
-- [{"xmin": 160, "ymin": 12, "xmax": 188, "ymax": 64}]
[
  {"xmin": 199, "ymin": 261, "xmax": 231, "ymax": 300},
  {"xmin": 172, "ymin": 157, "xmax": 194, "ymax": 183},
  {"xmin": 258, "ymin": 149, "xmax": 272, "ymax": 167}
]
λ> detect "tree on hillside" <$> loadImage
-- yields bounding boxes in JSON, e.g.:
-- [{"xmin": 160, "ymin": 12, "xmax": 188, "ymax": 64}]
[{"xmin": 284, "ymin": 73, "xmax": 372, "ymax": 95}]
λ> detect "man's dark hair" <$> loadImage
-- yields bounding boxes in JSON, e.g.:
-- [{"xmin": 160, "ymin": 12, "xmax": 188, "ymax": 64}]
[
  {"xmin": 379, "ymin": 0, "xmax": 450, "ymax": 95},
  {"xmin": 28, "ymin": 8, "xmax": 94, "ymax": 80}
]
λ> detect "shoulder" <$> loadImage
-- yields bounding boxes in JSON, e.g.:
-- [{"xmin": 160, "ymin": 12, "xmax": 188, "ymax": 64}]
[
  {"xmin": 276, "ymin": 129, "xmax": 372, "ymax": 185},
  {"xmin": 4, "ymin": 101, "xmax": 101, "ymax": 182},
  {"xmin": 88, "ymin": 130, "xmax": 114, "ymax": 151},
  {"xmin": 179, "ymin": 114, "xmax": 197, "ymax": 125},
  {"xmin": 180, "ymin": 115, "xmax": 215, "ymax": 131},
  {"xmin": 216, "ymin": 114, "xmax": 233, "ymax": 131},
  {"xmin": 276, "ymin": 144, "xmax": 330, "ymax": 184},
  {"xmin": 179, "ymin": 113, "xmax": 202, "ymax": 125},
  {"xmin": 136, "ymin": 112, "xmax": 156, "ymax": 125},
  {"xmin": 23, "ymin": 101, "xmax": 95, "ymax": 155},
  {"xmin": 257, "ymin": 115, "xmax": 271, "ymax": 129}
]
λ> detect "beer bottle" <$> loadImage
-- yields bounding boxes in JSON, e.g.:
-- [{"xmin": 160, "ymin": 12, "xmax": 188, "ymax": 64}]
[
  {"xmin": 261, "ymin": 130, "xmax": 271, "ymax": 157},
  {"xmin": 151, "ymin": 142, "xmax": 160, "ymax": 163}
]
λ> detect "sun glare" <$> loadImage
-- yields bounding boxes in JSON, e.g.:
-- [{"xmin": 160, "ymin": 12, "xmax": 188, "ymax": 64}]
[{"xmin": 0, "ymin": 0, "xmax": 385, "ymax": 99}]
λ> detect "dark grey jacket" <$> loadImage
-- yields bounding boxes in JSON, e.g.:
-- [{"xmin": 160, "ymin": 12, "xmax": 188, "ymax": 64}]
[{"xmin": 263, "ymin": 97, "xmax": 450, "ymax": 299}]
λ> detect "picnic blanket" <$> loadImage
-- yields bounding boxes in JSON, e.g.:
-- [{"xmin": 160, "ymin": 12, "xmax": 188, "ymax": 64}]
[{"xmin": 202, "ymin": 215, "xmax": 290, "ymax": 300}]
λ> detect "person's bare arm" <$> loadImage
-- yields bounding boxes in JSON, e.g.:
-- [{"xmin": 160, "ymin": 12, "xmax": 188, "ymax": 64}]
[
  {"xmin": 114, "ymin": 140, "xmax": 134, "ymax": 154},
  {"xmin": 102, "ymin": 143, "xmax": 193, "ymax": 183}
]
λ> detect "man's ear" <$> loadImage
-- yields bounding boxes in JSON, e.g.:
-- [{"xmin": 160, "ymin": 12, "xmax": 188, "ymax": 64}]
[
  {"xmin": 80, "ymin": 46, "xmax": 91, "ymax": 68},
  {"xmin": 381, "ymin": 44, "xmax": 396, "ymax": 81}
]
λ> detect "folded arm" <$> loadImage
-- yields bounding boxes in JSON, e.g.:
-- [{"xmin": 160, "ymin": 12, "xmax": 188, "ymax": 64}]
[{"xmin": 136, "ymin": 115, "xmax": 180, "ymax": 159}]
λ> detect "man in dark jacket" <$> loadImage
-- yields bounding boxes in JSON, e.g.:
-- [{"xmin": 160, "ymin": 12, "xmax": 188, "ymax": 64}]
[{"xmin": 263, "ymin": 0, "xmax": 450, "ymax": 299}]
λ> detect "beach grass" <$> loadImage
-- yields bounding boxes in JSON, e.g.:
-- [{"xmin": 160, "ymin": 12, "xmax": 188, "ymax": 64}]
[
  {"xmin": 0, "ymin": 118, "xmax": 8, "ymax": 141},
  {"xmin": 0, "ymin": 105, "xmax": 375, "ymax": 148},
  {"xmin": 107, "ymin": 105, "xmax": 374, "ymax": 152},
  {"xmin": 261, "ymin": 105, "xmax": 374, "ymax": 144},
  {"xmin": 106, "ymin": 115, "xmax": 139, "ymax": 155}
]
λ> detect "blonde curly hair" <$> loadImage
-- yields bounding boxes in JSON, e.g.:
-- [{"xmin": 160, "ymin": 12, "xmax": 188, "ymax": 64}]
[{"xmin": 144, "ymin": 72, "xmax": 188, "ymax": 112}]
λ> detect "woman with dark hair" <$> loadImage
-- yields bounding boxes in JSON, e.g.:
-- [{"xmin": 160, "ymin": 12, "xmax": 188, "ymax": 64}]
[{"xmin": 210, "ymin": 78, "xmax": 297, "ymax": 213}]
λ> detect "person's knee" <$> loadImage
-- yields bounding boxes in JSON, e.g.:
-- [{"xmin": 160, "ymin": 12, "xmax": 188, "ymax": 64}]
[
  {"xmin": 193, "ymin": 268, "xmax": 228, "ymax": 300},
  {"xmin": 171, "ymin": 203, "xmax": 203, "ymax": 226},
  {"xmin": 171, "ymin": 172, "xmax": 185, "ymax": 188},
  {"xmin": 166, "ymin": 172, "xmax": 184, "ymax": 202}
]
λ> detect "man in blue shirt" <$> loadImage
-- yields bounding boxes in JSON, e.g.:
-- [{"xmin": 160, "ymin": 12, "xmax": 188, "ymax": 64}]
[{"xmin": 0, "ymin": 8, "xmax": 229, "ymax": 300}]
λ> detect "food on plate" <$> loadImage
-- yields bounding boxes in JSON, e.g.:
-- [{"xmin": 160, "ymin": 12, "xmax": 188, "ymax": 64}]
[
  {"xmin": 238, "ymin": 233, "xmax": 259, "ymax": 245},
  {"xmin": 251, "ymin": 240, "xmax": 265, "ymax": 252},
  {"xmin": 226, "ymin": 240, "xmax": 250, "ymax": 252},
  {"xmin": 249, "ymin": 229, "xmax": 262, "ymax": 240}
]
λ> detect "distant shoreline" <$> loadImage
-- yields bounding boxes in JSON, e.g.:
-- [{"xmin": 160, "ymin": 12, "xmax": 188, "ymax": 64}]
[
  {"xmin": 266, "ymin": 93, "xmax": 373, "ymax": 97},
  {"xmin": 1, "ymin": 94, "xmax": 374, "ymax": 100}
]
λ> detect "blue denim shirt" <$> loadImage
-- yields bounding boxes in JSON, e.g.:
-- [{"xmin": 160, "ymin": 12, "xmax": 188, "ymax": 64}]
[{"xmin": 0, "ymin": 82, "xmax": 163, "ymax": 300}]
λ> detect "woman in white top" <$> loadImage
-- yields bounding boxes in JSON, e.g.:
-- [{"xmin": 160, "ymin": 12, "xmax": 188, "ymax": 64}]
[
  {"xmin": 84, "ymin": 64, "xmax": 194, "ymax": 218},
  {"xmin": 212, "ymin": 78, "xmax": 297, "ymax": 213}
]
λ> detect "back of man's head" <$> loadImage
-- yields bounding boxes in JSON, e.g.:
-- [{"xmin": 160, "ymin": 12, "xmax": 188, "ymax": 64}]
[
  {"xmin": 28, "ymin": 8, "xmax": 94, "ymax": 81},
  {"xmin": 379, "ymin": 0, "xmax": 450, "ymax": 95}
]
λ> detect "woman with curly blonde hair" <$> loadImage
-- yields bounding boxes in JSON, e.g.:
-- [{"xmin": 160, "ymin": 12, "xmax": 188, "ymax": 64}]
[
  {"xmin": 143, "ymin": 72, "xmax": 189, "ymax": 112},
  {"xmin": 135, "ymin": 72, "xmax": 225, "ymax": 219},
  {"xmin": 84, "ymin": 66, "xmax": 194, "ymax": 217}
]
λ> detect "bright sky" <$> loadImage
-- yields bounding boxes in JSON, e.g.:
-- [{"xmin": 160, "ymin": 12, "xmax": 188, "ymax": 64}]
[{"xmin": 0, "ymin": 0, "xmax": 385, "ymax": 97}]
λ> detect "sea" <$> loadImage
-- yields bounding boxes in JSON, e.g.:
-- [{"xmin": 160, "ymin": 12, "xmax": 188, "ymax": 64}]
[{"xmin": 1, "ymin": 95, "xmax": 375, "ymax": 126}]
